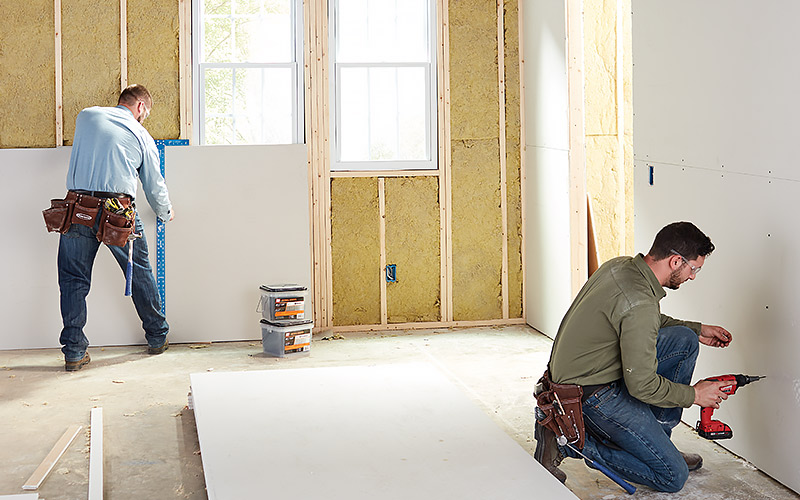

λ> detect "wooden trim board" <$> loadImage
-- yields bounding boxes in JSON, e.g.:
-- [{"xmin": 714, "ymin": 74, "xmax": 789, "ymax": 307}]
[
  {"xmin": 88, "ymin": 407, "xmax": 103, "ymax": 500},
  {"xmin": 22, "ymin": 425, "xmax": 82, "ymax": 490}
]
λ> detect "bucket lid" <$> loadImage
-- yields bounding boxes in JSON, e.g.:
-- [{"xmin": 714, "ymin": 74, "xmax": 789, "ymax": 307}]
[
  {"xmin": 260, "ymin": 284, "xmax": 307, "ymax": 292},
  {"xmin": 260, "ymin": 318, "xmax": 314, "ymax": 327}
]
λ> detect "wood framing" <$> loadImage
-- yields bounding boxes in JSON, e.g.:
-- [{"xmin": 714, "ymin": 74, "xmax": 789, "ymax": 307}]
[
  {"xmin": 566, "ymin": 0, "xmax": 587, "ymax": 297},
  {"xmin": 120, "ymin": 0, "xmax": 127, "ymax": 88},
  {"xmin": 331, "ymin": 317, "xmax": 526, "ymax": 333},
  {"xmin": 22, "ymin": 425, "xmax": 82, "ymax": 490},
  {"xmin": 497, "ymin": 0, "xmax": 509, "ymax": 320},
  {"xmin": 54, "ymin": 0, "xmax": 63, "ymax": 146},
  {"xmin": 378, "ymin": 178, "xmax": 388, "ymax": 325},
  {"xmin": 321, "ymin": 0, "xmax": 333, "ymax": 327},
  {"xmin": 179, "ymin": 0, "xmax": 192, "ymax": 140},
  {"xmin": 517, "ymin": 0, "xmax": 527, "ymax": 321},
  {"xmin": 436, "ymin": 0, "xmax": 453, "ymax": 323},
  {"xmin": 305, "ymin": 0, "xmax": 333, "ymax": 328},
  {"xmin": 331, "ymin": 170, "xmax": 439, "ymax": 178},
  {"xmin": 88, "ymin": 408, "xmax": 103, "ymax": 500},
  {"xmin": 615, "ymin": 0, "xmax": 625, "ymax": 255}
]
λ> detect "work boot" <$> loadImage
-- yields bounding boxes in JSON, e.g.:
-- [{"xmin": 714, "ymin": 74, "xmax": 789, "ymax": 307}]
[
  {"xmin": 148, "ymin": 339, "xmax": 169, "ymax": 355},
  {"xmin": 65, "ymin": 352, "xmax": 91, "ymax": 372},
  {"xmin": 534, "ymin": 421, "xmax": 567, "ymax": 483},
  {"xmin": 681, "ymin": 451, "xmax": 703, "ymax": 471}
]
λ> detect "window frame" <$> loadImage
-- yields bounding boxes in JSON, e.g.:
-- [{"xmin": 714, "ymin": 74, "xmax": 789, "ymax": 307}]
[
  {"xmin": 330, "ymin": 0, "xmax": 438, "ymax": 171},
  {"xmin": 192, "ymin": 0, "xmax": 305, "ymax": 146}
]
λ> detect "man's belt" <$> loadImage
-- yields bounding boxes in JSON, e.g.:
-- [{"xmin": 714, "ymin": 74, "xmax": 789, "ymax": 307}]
[
  {"xmin": 67, "ymin": 190, "xmax": 132, "ymax": 207},
  {"xmin": 580, "ymin": 380, "xmax": 619, "ymax": 402}
]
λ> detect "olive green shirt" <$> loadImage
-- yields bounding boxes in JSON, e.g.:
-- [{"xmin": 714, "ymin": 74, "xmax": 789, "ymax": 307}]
[{"xmin": 549, "ymin": 254, "xmax": 700, "ymax": 408}]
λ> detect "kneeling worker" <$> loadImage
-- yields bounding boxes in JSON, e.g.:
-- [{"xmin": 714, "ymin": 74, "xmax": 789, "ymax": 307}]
[{"xmin": 535, "ymin": 221, "xmax": 733, "ymax": 492}]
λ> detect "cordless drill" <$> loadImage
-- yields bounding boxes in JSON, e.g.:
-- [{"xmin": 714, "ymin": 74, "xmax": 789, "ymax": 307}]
[{"xmin": 695, "ymin": 374, "xmax": 765, "ymax": 439}]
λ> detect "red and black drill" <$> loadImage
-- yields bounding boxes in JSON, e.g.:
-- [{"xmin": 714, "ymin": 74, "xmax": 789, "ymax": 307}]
[{"xmin": 696, "ymin": 374, "xmax": 765, "ymax": 440}]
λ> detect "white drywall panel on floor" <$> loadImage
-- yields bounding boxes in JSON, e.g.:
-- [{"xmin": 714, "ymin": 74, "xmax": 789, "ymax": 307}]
[
  {"xmin": 633, "ymin": 2, "xmax": 800, "ymax": 493},
  {"xmin": 190, "ymin": 363, "xmax": 579, "ymax": 500},
  {"xmin": 0, "ymin": 144, "xmax": 310, "ymax": 350},
  {"xmin": 522, "ymin": 0, "xmax": 571, "ymax": 338}
]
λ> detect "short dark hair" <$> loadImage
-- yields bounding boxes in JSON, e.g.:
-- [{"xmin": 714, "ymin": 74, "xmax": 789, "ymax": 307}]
[
  {"xmin": 118, "ymin": 84, "xmax": 152, "ymax": 109},
  {"xmin": 648, "ymin": 221, "xmax": 714, "ymax": 261}
]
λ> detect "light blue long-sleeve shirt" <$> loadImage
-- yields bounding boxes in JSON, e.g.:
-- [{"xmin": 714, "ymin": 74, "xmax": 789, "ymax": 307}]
[{"xmin": 66, "ymin": 105, "xmax": 172, "ymax": 221}]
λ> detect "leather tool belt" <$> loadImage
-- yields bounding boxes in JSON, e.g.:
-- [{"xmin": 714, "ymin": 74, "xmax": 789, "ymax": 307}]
[
  {"xmin": 534, "ymin": 369, "xmax": 586, "ymax": 450},
  {"xmin": 43, "ymin": 190, "xmax": 135, "ymax": 247}
]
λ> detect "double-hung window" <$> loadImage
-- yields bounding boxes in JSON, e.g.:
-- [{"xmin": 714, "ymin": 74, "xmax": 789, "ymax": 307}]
[
  {"xmin": 331, "ymin": 0, "xmax": 437, "ymax": 171},
  {"xmin": 194, "ymin": 0, "xmax": 303, "ymax": 145}
]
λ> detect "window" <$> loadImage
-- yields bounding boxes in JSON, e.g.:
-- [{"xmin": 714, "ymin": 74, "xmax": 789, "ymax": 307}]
[
  {"xmin": 193, "ymin": 0, "xmax": 303, "ymax": 145},
  {"xmin": 331, "ymin": 0, "xmax": 437, "ymax": 171}
]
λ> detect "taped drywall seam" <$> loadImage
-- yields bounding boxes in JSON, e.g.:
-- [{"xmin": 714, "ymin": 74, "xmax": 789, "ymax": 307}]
[
  {"xmin": 497, "ymin": 0, "xmax": 510, "ymax": 319},
  {"xmin": 566, "ymin": 0, "xmax": 588, "ymax": 297},
  {"xmin": 55, "ymin": 0, "xmax": 63, "ymax": 146}
]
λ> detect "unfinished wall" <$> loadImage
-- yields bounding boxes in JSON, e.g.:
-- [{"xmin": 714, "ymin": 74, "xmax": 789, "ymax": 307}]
[
  {"xmin": 385, "ymin": 176, "xmax": 441, "ymax": 323},
  {"xmin": 128, "ymin": 0, "xmax": 181, "ymax": 140},
  {"xmin": 62, "ymin": 0, "xmax": 121, "ymax": 145},
  {"xmin": 0, "ymin": 0, "xmax": 55, "ymax": 148},
  {"xmin": 331, "ymin": 177, "xmax": 381, "ymax": 325},
  {"xmin": 584, "ymin": 0, "xmax": 634, "ymax": 263},
  {"xmin": 0, "ymin": 0, "xmax": 181, "ymax": 148},
  {"xmin": 449, "ymin": 0, "xmax": 503, "ymax": 321},
  {"xmin": 328, "ymin": 0, "xmax": 524, "ymax": 327}
]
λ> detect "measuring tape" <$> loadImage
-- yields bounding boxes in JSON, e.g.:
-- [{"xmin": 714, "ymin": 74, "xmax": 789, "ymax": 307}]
[{"xmin": 154, "ymin": 139, "xmax": 189, "ymax": 314}]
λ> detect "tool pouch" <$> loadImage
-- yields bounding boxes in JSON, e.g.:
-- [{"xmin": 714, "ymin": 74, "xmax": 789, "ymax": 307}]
[
  {"xmin": 96, "ymin": 207, "xmax": 134, "ymax": 247},
  {"xmin": 42, "ymin": 198, "xmax": 75, "ymax": 234},
  {"xmin": 71, "ymin": 196, "xmax": 102, "ymax": 228},
  {"xmin": 534, "ymin": 370, "xmax": 586, "ymax": 450}
]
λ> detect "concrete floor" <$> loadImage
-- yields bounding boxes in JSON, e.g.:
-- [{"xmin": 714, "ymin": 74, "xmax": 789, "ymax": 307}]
[{"xmin": 0, "ymin": 326, "xmax": 797, "ymax": 500}]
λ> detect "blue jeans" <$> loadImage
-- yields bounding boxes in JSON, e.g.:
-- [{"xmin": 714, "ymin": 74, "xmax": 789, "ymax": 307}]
[
  {"xmin": 57, "ymin": 212, "xmax": 168, "ymax": 361},
  {"xmin": 564, "ymin": 326, "xmax": 700, "ymax": 492}
]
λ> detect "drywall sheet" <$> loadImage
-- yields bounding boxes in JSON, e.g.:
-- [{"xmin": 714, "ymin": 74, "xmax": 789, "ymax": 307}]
[
  {"xmin": 0, "ymin": 144, "xmax": 310, "ymax": 349},
  {"xmin": 160, "ymin": 145, "xmax": 310, "ymax": 343},
  {"xmin": 0, "ymin": 0, "xmax": 55, "ymax": 148},
  {"xmin": 62, "ymin": 0, "xmax": 121, "ymax": 145},
  {"xmin": 633, "ymin": 1, "xmax": 800, "ymax": 493},
  {"xmin": 127, "ymin": 0, "xmax": 181, "ymax": 140},
  {"xmin": 521, "ymin": 0, "xmax": 571, "ymax": 338},
  {"xmin": 449, "ymin": 0, "xmax": 503, "ymax": 321},
  {"xmin": 385, "ymin": 176, "xmax": 440, "ymax": 323},
  {"xmin": 190, "ymin": 364, "xmax": 579, "ymax": 500},
  {"xmin": 331, "ymin": 177, "xmax": 381, "ymax": 325}
]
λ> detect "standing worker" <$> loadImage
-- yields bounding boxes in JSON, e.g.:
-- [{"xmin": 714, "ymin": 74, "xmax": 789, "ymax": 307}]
[
  {"xmin": 534, "ymin": 221, "xmax": 733, "ymax": 492},
  {"xmin": 57, "ymin": 84, "xmax": 173, "ymax": 371}
]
